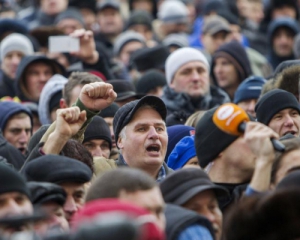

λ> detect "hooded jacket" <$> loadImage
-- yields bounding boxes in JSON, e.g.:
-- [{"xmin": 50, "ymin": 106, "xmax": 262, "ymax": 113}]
[
  {"xmin": 15, "ymin": 55, "xmax": 66, "ymax": 103},
  {"xmin": 211, "ymin": 40, "xmax": 252, "ymax": 86},
  {"xmin": 0, "ymin": 101, "xmax": 33, "ymax": 131},
  {"xmin": 161, "ymin": 85, "xmax": 230, "ymax": 116},
  {"xmin": 267, "ymin": 17, "xmax": 299, "ymax": 70},
  {"xmin": 38, "ymin": 74, "xmax": 67, "ymax": 125}
]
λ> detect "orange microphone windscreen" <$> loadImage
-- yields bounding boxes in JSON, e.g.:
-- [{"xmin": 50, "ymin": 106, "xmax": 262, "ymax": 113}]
[{"xmin": 213, "ymin": 103, "xmax": 250, "ymax": 136}]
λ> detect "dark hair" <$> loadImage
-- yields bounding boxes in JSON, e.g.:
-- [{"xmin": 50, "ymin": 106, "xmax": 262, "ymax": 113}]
[
  {"xmin": 223, "ymin": 189, "xmax": 300, "ymax": 240},
  {"xmin": 85, "ymin": 168, "xmax": 156, "ymax": 202},
  {"xmin": 271, "ymin": 137, "xmax": 300, "ymax": 184},
  {"xmin": 62, "ymin": 139, "xmax": 94, "ymax": 173},
  {"xmin": 63, "ymin": 72, "xmax": 103, "ymax": 106}
]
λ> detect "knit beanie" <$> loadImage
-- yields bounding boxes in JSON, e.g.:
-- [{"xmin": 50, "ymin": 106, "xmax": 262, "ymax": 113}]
[
  {"xmin": 99, "ymin": 102, "xmax": 119, "ymax": 118},
  {"xmin": 167, "ymin": 135, "xmax": 196, "ymax": 170},
  {"xmin": 233, "ymin": 76, "xmax": 266, "ymax": 104},
  {"xmin": 0, "ymin": 33, "xmax": 34, "ymax": 61},
  {"xmin": 211, "ymin": 41, "xmax": 252, "ymax": 85},
  {"xmin": 165, "ymin": 125, "xmax": 195, "ymax": 162},
  {"xmin": 165, "ymin": 47, "xmax": 210, "ymax": 84},
  {"xmin": 0, "ymin": 101, "xmax": 32, "ymax": 131},
  {"xmin": 158, "ymin": 0, "xmax": 188, "ymax": 24},
  {"xmin": 83, "ymin": 116, "xmax": 112, "ymax": 150},
  {"xmin": 255, "ymin": 89, "xmax": 300, "ymax": 125},
  {"xmin": 195, "ymin": 107, "xmax": 238, "ymax": 168},
  {"xmin": 54, "ymin": 8, "xmax": 85, "ymax": 26},
  {"xmin": 136, "ymin": 69, "xmax": 167, "ymax": 94},
  {"xmin": 162, "ymin": 33, "xmax": 189, "ymax": 48},
  {"xmin": 125, "ymin": 10, "xmax": 153, "ymax": 31},
  {"xmin": 113, "ymin": 31, "xmax": 146, "ymax": 56},
  {"xmin": 0, "ymin": 163, "xmax": 30, "ymax": 198}
]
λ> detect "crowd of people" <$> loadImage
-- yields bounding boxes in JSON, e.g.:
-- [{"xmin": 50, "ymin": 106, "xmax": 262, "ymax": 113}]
[{"xmin": 0, "ymin": 0, "xmax": 300, "ymax": 239}]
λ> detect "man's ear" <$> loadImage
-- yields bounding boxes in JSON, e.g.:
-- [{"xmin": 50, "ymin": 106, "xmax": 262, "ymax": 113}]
[
  {"xmin": 60, "ymin": 98, "xmax": 68, "ymax": 109},
  {"xmin": 117, "ymin": 137, "xmax": 124, "ymax": 149}
]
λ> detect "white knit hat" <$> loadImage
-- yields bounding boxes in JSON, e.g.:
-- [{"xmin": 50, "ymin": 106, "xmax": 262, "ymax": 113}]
[
  {"xmin": 0, "ymin": 33, "xmax": 34, "ymax": 61},
  {"xmin": 165, "ymin": 47, "xmax": 210, "ymax": 84}
]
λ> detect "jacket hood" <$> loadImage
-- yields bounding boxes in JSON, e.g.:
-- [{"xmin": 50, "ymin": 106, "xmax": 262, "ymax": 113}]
[
  {"xmin": 0, "ymin": 101, "xmax": 33, "ymax": 131},
  {"xmin": 211, "ymin": 41, "xmax": 252, "ymax": 86},
  {"xmin": 268, "ymin": 17, "xmax": 299, "ymax": 45},
  {"xmin": 38, "ymin": 74, "xmax": 68, "ymax": 125},
  {"xmin": 15, "ymin": 55, "xmax": 66, "ymax": 102}
]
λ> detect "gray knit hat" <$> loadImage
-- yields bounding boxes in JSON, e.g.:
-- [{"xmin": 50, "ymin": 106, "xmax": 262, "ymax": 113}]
[
  {"xmin": 163, "ymin": 33, "xmax": 189, "ymax": 48},
  {"xmin": 0, "ymin": 33, "xmax": 34, "ymax": 61},
  {"xmin": 165, "ymin": 47, "xmax": 210, "ymax": 84},
  {"xmin": 158, "ymin": 0, "xmax": 188, "ymax": 23},
  {"xmin": 113, "ymin": 31, "xmax": 146, "ymax": 56}
]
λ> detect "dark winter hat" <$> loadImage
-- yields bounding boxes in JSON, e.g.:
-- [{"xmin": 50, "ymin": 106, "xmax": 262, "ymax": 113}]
[
  {"xmin": 27, "ymin": 182, "xmax": 66, "ymax": 206},
  {"xmin": 83, "ymin": 116, "xmax": 112, "ymax": 150},
  {"xmin": 167, "ymin": 136, "xmax": 196, "ymax": 170},
  {"xmin": 165, "ymin": 125, "xmax": 195, "ymax": 162},
  {"xmin": 255, "ymin": 89, "xmax": 300, "ymax": 125},
  {"xmin": 54, "ymin": 8, "xmax": 85, "ymax": 27},
  {"xmin": 268, "ymin": 17, "xmax": 299, "ymax": 42},
  {"xmin": 162, "ymin": 33, "xmax": 189, "ymax": 49},
  {"xmin": 125, "ymin": 10, "xmax": 153, "ymax": 31},
  {"xmin": 211, "ymin": 41, "xmax": 252, "ymax": 85},
  {"xmin": 160, "ymin": 168, "xmax": 229, "ymax": 205},
  {"xmin": 68, "ymin": 0, "xmax": 97, "ymax": 13},
  {"xmin": 113, "ymin": 96, "xmax": 167, "ymax": 147},
  {"xmin": 113, "ymin": 31, "xmax": 146, "ymax": 56},
  {"xmin": 99, "ymin": 102, "xmax": 119, "ymax": 118},
  {"xmin": 233, "ymin": 76, "xmax": 266, "ymax": 104},
  {"xmin": 109, "ymin": 80, "xmax": 144, "ymax": 101},
  {"xmin": 195, "ymin": 107, "xmax": 238, "ymax": 168},
  {"xmin": 0, "ymin": 101, "xmax": 33, "ymax": 131},
  {"xmin": 0, "ymin": 163, "xmax": 30, "ymax": 198},
  {"xmin": 0, "ymin": 19, "xmax": 28, "ymax": 40},
  {"xmin": 136, "ymin": 69, "xmax": 167, "ymax": 94},
  {"xmin": 129, "ymin": 45, "xmax": 170, "ymax": 72},
  {"xmin": 97, "ymin": 0, "xmax": 120, "ymax": 12},
  {"xmin": 203, "ymin": 0, "xmax": 225, "ymax": 15},
  {"xmin": 166, "ymin": 111, "xmax": 189, "ymax": 127},
  {"xmin": 21, "ymin": 155, "xmax": 92, "ymax": 184}
]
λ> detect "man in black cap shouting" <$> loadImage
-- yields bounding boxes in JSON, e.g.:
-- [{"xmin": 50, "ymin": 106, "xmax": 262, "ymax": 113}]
[
  {"xmin": 113, "ymin": 96, "xmax": 173, "ymax": 181},
  {"xmin": 255, "ymin": 89, "xmax": 300, "ymax": 137}
]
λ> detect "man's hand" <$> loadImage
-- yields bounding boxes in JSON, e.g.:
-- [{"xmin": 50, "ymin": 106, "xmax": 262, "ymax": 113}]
[
  {"xmin": 69, "ymin": 29, "xmax": 99, "ymax": 64},
  {"xmin": 79, "ymin": 82, "xmax": 117, "ymax": 112},
  {"xmin": 244, "ymin": 122, "xmax": 279, "ymax": 164},
  {"xmin": 245, "ymin": 122, "xmax": 279, "ymax": 192},
  {"xmin": 54, "ymin": 107, "xmax": 87, "ymax": 139}
]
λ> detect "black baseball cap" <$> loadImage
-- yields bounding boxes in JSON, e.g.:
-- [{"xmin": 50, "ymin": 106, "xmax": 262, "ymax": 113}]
[
  {"xmin": 160, "ymin": 168, "xmax": 229, "ymax": 205},
  {"xmin": 113, "ymin": 96, "xmax": 167, "ymax": 148}
]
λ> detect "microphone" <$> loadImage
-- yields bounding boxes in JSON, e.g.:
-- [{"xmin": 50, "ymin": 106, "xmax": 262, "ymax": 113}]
[{"xmin": 212, "ymin": 103, "xmax": 285, "ymax": 152}]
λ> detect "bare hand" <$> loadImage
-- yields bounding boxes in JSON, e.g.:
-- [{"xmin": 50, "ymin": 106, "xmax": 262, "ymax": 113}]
[
  {"xmin": 54, "ymin": 107, "xmax": 87, "ymax": 139},
  {"xmin": 79, "ymin": 82, "xmax": 117, "ymax": 111},
  {"xmin": 244, "ymin": 122, "xmax": 279, "ymax": 164},
  {"xmin": 69, "ymin": 29, "xmax": 99, "ymax": 64}
]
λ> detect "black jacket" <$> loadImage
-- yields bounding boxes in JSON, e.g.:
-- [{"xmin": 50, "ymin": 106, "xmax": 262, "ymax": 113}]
[
  {"xmin": 165, "ymin": 204, "xmax": 215, "ymax": 240},
  {"xmin": 0, "ymin": 70, "xmax": 17, "ymax": 99},
  {"xmin": 0, "ymin": 131, "xmax": 25, "ymax": 170}
]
